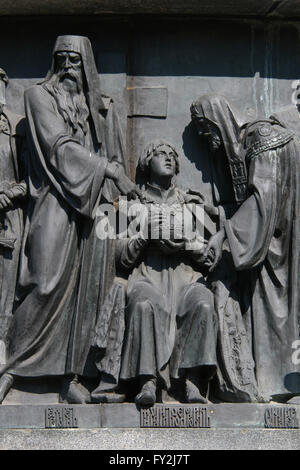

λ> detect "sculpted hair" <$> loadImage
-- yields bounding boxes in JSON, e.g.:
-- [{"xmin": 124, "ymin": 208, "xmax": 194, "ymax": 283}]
[{"xmin": 138, "ymin": 140, "xmax": 180, "ymax": 177}]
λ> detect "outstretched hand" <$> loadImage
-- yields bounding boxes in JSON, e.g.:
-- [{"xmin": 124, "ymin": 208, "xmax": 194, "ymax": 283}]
[
  {"xmin": 203, "ymin": 228, "xmax": 226, "ymax": 272},
  {"xmin": 106, "ymin": 162, "xmax": 142, "ymax": 200},
  {"xmin": 204, "ymin": 203, "xmax": 219, "ymax": 221},
  {"xmin": 119, "ymin": 179, "xmax": 142, "ymax": 200},
  {"xmin": 0, "ymin": 193, "xmax": 13, "ymax": 211}
]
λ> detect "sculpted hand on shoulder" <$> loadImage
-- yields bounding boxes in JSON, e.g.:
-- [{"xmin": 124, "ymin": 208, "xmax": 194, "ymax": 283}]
[{"xmin": 105, "ymin": 161, "xmax": 141, "ymax": 199}]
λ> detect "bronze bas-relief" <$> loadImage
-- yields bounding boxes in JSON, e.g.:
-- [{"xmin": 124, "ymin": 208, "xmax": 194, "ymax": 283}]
[{"xmin": 0, "ymin": 35, "xmax": 298, "ymax": 412}]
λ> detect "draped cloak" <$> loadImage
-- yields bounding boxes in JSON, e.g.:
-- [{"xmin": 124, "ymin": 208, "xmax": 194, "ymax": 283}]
[
  {"xmin": 5, "ymin": 36, "xmax": 126, "ymax": 378},
  {"xmin": 225, "ymin": 107, "xmax": 300, "ymax": 400},
  {"xmin": 0, "ymin": 108, "xmax": 26, "ymax": 337},
  {"xmin": 191, "ymin": 93, "xmax": 247, "ymax": 205},
  {"xmin": 193, "ymin": 94, "xmax": 259, "ymax": 402}
]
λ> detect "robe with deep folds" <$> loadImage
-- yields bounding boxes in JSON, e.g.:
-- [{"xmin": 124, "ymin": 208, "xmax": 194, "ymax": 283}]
[
  {"xmin": 117, "ymin": 185, "xmax": 218, "ymax": 390},
  {"xmin": 224, "ymin": 109, "xmax": 300, "ymax": 400},
  {"xmin": 192, "ymin": 94, "xmax": 259, "ymax": 402},
  {"xmin": 0, "ymin": 108, "xmax": 27, "ymax": 344},
  {"xmin": 4, "ymin": 80, "xmax": 125, "ymax": 378}
]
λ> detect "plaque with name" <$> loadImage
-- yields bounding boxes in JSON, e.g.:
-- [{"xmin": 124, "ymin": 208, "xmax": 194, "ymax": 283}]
[
  {"xmin": 141, "ymin": 406, "xmax": 211, "ymax": 428},
  {"xmin": 264, "ymin": 407, "xmax": 299, "ymax": 429},
  {"xmin": 45, "ymin": 407, "xmax": 79, "ymax": 429}
]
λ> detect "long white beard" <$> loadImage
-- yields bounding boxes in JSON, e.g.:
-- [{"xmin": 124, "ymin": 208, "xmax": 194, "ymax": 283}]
[{"xmin": 47, "ymin": 74, "xmax": 90, "ymax": 135}]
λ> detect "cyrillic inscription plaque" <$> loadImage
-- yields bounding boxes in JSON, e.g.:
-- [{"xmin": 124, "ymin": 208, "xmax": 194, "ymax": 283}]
[
  {"xmin": 141, "ymin": 406, "xmax": 210, "ymax": 428},
  {"xmin": 45, "ymin": 407, "xmax": 78, "ymax": 429},
  {"xmin": 264, "ymin": 407, "xmax": 299, "ymax": 429}
]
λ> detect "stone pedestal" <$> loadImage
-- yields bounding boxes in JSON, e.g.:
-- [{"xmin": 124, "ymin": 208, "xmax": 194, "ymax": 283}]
[{"xmin": 0, "ymin": 403, "xmax": 299, "ymax": 450}]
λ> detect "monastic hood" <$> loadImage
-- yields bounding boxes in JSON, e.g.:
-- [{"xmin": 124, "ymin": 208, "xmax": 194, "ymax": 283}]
[{"xmin": 44, "ymin": 35, "xmax": 106, "ymax": 145}]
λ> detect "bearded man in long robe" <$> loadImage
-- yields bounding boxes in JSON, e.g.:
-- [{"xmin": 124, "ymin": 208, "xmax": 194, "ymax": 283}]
[{"xmin": 0, "ymin": 35, "xmax": 137, "ymax": 403}]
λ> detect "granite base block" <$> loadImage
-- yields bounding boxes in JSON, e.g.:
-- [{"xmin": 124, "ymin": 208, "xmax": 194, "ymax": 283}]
[
  {"xmin": 0, "ymin": 403, "xmax": 298, "ymax": 430},
  {"xmin": 0, "ymin": 428, "xmax": 299, "ymax": 450}
]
